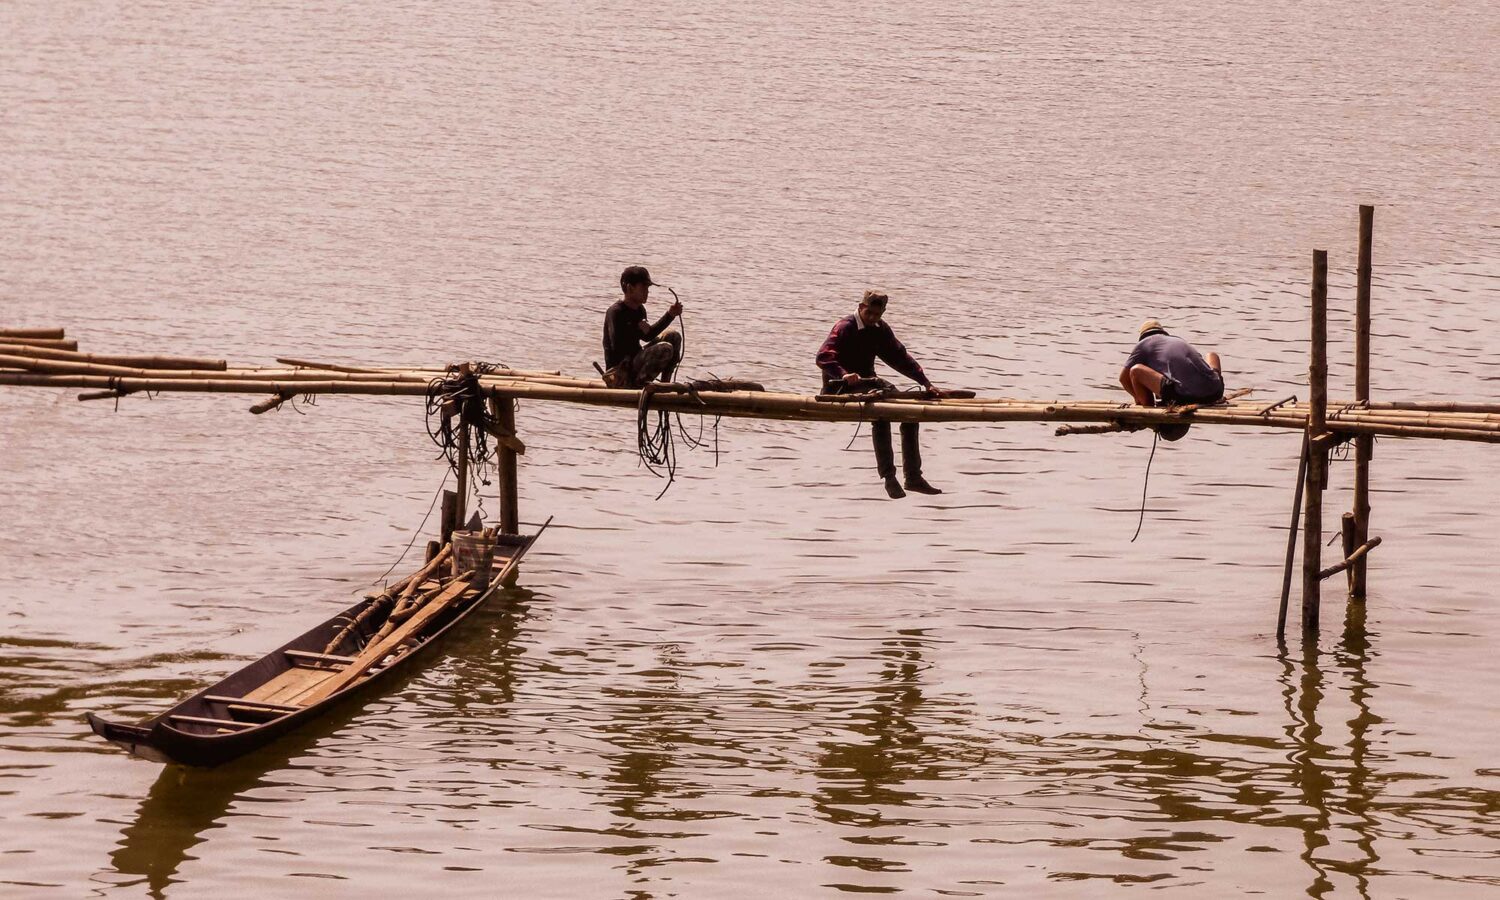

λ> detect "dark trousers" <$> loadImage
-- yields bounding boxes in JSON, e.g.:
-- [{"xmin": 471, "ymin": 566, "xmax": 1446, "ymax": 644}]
[
  {"xmin": 823, "ymin": 378, "xmax": 925, "ymax": 481},
  {"xmin": 872, "ymin": 420, "xmax": 922, "ymax": 480}
]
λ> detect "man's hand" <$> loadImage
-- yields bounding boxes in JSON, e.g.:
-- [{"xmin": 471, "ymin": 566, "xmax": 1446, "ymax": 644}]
[
  {"xmin": 843, "ymin": 372, "xmax": 863, "ymax": 386},
  {"xmin": 669, "ymin": 301, "xmax": 683, "ymax": 317}
]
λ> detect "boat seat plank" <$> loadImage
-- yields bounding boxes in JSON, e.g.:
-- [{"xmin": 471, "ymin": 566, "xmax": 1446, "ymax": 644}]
[
  {"xmin": 285, "ymin": 649, "xmax": 355, "ymax": 664},
  {"xmin": 203, "ymin": 695, "xmax": 301, "ymax": 712},
  {"xmin": 169, "ymin": 714, "xmax": 257, "ymax": 730}
]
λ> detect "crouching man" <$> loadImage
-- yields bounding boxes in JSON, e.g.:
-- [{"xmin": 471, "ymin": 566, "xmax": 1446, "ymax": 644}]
[{"xmin": 602, "ymin": 265, "xmax": 682, "ymax": 388}]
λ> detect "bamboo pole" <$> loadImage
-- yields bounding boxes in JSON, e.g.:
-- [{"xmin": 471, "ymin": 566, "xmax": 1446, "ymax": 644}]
[
  {"xmin": 495, "ymin": 395, "xmax": 520, "ymax": 535},
  {"xmin": 440, "ymin": 490, "xmax": 458, "ymax": 546},
  {"xmin": 1352, "ymin": 204, "xmax": 1374, "ymax": 601},
  {"xmin": 1277, "ymin": 433, "xmax": 1310, "ymax": 641},
  {"xmin": 1303, "ymin": 249, "xmax": 1329, "ymax": 633},
  {"xmin": 0, "ymin": 337, "xmax": 76, "ymax": 350},
  {"xmin": 0, "ymin": 343, "xmax": 225, "ymax": 371},
  {"xmin": 298, "ymin": 570, "xmax": 476, "ymax": 705},
  {"xmin": 454, "ymin": 409, "xmax": 470, "ymax": 530},
  {"xmin": 0, "ymin": 328, "xmax": 64, "ymax": 339},
  {"xmin": 1318, "ymin": 537, "xmax": 1382, "ymax": 580},
  {"xmin": 8, "ymin": 368, "xmax": 1500, "ymax": 442}
]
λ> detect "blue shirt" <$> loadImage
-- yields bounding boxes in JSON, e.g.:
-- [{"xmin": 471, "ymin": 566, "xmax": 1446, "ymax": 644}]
[{"xmin": 1125, "ymin": 333, "xmax": 1221, "ymax": 400}]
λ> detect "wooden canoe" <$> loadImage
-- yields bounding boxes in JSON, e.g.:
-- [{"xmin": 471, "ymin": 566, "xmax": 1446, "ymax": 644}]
[{"xmin": 87, "ymin": 521, "xmax": 549, "ymax": 767}]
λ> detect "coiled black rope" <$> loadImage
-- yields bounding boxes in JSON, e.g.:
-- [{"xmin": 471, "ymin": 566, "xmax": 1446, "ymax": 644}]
[{"xmin": 425, "ymin": 363, "xmax": 511, "ymax": 517}]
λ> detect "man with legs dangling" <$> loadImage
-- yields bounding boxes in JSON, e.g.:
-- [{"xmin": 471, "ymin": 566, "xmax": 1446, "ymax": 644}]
[{"xmin": 816, "ymin": 290, "xmax": 943, "ymax": 499}]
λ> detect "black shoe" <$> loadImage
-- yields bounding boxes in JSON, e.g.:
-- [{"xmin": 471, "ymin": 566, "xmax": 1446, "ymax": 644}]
[
  {"xmin": 884, "ymin": 476, "xmax": 906, "ymax": 499},
  {"xmin": 904, "ymin": 476, "xmax": 943, "ymax": 495}
]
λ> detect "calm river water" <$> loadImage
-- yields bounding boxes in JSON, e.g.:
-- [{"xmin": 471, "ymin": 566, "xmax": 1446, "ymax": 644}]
[{"xmin": 2, "ymin": 1, "xmax": 1498, "ymax": 897}]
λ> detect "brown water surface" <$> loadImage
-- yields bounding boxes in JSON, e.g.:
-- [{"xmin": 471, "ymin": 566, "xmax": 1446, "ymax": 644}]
[{"xmin": 1, "ymin": 1, "xmax": 1498, "ymax": 897}]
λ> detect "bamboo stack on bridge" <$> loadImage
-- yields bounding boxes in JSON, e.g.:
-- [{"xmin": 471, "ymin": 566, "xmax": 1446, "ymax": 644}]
[{"xmin": 3, "ymin": 335, "xmax": 1498, "ymax": 441}]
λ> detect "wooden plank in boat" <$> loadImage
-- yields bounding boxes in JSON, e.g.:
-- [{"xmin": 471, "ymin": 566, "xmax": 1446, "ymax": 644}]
[{"xmin": 245, "ymin": 665, "xmax": 339, "ymax": 705}]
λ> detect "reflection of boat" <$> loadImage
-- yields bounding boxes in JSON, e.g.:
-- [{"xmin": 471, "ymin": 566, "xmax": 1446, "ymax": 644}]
[
  {"xmin": 109, "ymin": 755, "xmax": 279, "ymax": 897},
  {"xmin": 86, "ymin": 522, "xmax": 548, "ymax": 767}
]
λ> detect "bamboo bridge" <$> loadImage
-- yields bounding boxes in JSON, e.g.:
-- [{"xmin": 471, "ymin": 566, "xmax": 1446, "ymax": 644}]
[{"xmin": 2, "ymin": 207, "xmax": 1490, "ymax": 639}]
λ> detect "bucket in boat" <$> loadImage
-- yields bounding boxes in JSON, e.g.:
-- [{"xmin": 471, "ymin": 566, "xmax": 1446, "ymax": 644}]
[{"xmin": 452, "ymin": 530, "xmax": 497, "ymax": 589}]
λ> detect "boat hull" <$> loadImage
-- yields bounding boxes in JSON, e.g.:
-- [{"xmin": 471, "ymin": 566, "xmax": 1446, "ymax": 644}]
[{"xmin": 87, "ymin": 523, "xmax": 546, "ymax": 767}]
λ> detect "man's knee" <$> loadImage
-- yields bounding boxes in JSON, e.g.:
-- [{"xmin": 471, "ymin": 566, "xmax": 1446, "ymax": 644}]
[{"xmin": 1130, "ymin": 364, "xmax": 1163, "ymax": 391}]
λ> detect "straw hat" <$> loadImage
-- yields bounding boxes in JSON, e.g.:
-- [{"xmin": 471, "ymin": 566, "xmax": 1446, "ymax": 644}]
[{"xmin": 1138, "ymin": 319, "xmax": 1167, "ymax": 338}]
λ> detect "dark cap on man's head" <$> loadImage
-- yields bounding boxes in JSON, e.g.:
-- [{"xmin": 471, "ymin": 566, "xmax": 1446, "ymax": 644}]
[{"xmin": 620, "ymin": 266, "xmax": 657, "ymax": 290}]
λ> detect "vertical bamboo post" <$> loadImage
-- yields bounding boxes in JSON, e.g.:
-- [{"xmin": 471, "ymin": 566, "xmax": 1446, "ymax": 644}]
[
  {"xmin": 454, "ymin": 408, "xmax": 470, "ymax": 529},
  {"xmin": 1277, "ymin": 433, "xmax": 1310, "ymax": 641},
  {"xmin": 1351, "ymin": 205, "xmax": 1374, "ymax": 600},
  {"xmin": 452, "ymin": 362, "xmax": 472, "ymax": 531},
  {"xmin": 494, "ymin": 394, "xmax": 520, "ymax": 534},
  {"xmin": 440, "ymin": 490, "xmax": 458, "ymax": 545},
  {"xmin": 1302, "ymin": 249, "xmax": 1329, "ymax": 632}
]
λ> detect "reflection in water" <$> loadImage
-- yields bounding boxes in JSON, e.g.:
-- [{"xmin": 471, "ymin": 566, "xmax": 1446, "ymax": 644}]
[
  {"xmin": 1277, "ymin": 604, "xmax": 1381, "ymax": 899},
  {"xmin": 811, "ymin": 629, "xmax": 982, "ymax": 888},
  {"xmin": 105, "ymin": 758, "xmax": 277, "ymax": 899},
  {"xmin": 102, "ymin": 588, "xmax": 537, "ymax": 897}
]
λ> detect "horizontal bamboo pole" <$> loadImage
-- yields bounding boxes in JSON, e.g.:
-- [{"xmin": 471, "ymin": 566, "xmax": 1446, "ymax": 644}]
[
  {"xmin": 0, "ymin": 337, "xmax": 76, "ymax": 350},
  {"xmin": 1317, "ymin": 537, "xmax": 1382, "ymax": 580},
  {"xmin": 0, "ymin": 343, "xmax": 225, "ymax": 371},
  {"xmin": 279, "ymin": 358, "xmax": 582, "ymax": 384},
  {"xmin": 276, "ymin": 358, "xmax": 383, "ymax": 374},
  {"xmin": 9, "ymin": 369, "xmax": 1500, "ymax": 444},
  {"xmin": 0, "ymin": 328, "xmax": 64, "ymax": 338},
  {"xmin": 0, "ymin": 355, "xmax": 597, "ymax": 388}
]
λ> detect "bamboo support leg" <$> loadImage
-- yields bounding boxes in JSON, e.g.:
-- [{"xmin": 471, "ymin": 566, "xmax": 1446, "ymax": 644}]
[
  {"xmin": 1277, "ymin": 434, "xmax": 1310, "ymax": 641},
  {"xmin": 1352, "ymin": 204, "xmax": 1374, "ymax": 600},
  {"xmin": 455, "ymin": 414, "xmax": 470, "ymax": 529},
  {"xmin": 495, "ymin": 395, "xmax": 519, "ymax": 535},
  {"xmin": 440, "ymin": 490, "xmax": 458, "ymax": 546},
  {"xmin": 1302, "ymin": 249, "xmax": 1329, "ymax": 633}
]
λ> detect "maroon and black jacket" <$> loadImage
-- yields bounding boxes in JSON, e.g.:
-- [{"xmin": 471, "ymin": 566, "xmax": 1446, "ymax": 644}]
[{"xmin": 815, "ymin": 314, "xmax": 930, "ymax": 388}]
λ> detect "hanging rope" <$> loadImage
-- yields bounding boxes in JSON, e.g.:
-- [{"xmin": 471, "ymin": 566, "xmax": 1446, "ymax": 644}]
[
  {"xmin": 425, "ymin": 365, "xmax": 500, "ymax": 478},
  {"xmin": 631, "ymin": 295, "xmax": 761, "ymax": 498},
  {"xmin": 1130, "ymin": 431, "xmax": 1160, "ymax": 543}
]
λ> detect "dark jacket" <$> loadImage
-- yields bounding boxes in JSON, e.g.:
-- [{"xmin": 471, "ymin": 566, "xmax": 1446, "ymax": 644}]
[
  {"xmin": 816, "ymin": 313, "xmax": 930, "ymax": 387},
  {"xmin": 603, "ymin": 301, "xmax": 674, "ymax": 370}
]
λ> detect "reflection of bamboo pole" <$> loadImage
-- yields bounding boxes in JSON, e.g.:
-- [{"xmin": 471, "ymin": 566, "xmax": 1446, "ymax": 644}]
[
  {"xmin": 1352, "ymin": 205, "xmax": 1374, "ymax": 601},
  {"xmin": 1303, "ymin": 249, "xmax": 1329, "ymax": 633}
]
